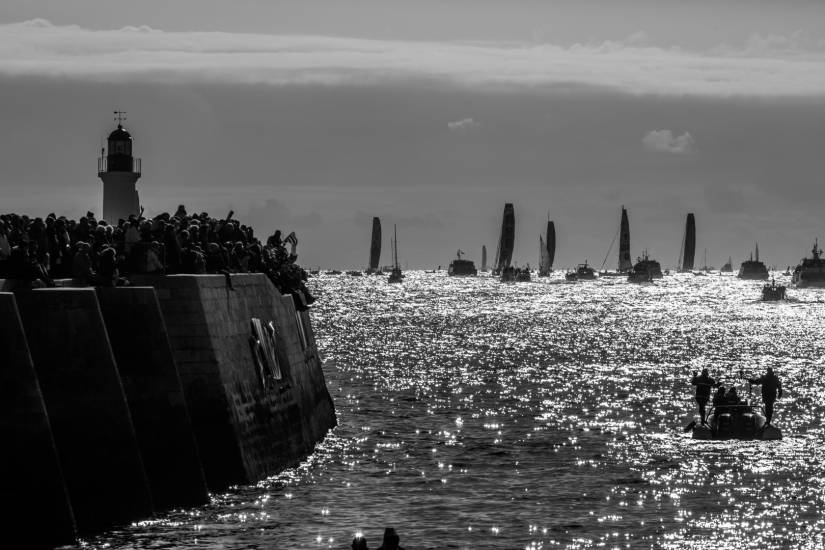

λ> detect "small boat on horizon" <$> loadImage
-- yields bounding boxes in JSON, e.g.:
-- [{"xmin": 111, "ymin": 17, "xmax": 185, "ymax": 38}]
[
  {"xmin": 628, "ymin": 251, "xmax": 663, "ymax": 283},
  {"xmin": 762, "ymin": 278, "xmax": 786, "ymax": 301},
  {"xmin": 448, "ymin": 249, "xmax": 477, "ymax": 276},
  {"xmin": 738, "ymin": 243, "xmax": 769, "ymax": 280},
  {"xmin": 566, "ymin": 261, "xmax": 597, "ymax": 281},
  {"xmin": 792, "ymin": 240, "xmax": 825, "ymax": 287},
  {"xmin": 721, "ymin": 256, "xmax": 733, "ymax": 273}
]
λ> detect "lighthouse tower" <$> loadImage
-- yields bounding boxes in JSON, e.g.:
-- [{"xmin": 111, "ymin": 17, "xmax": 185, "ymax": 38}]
[{"xmin": 98, "ymin": 111, "xmax": 141, "ymax": 222}]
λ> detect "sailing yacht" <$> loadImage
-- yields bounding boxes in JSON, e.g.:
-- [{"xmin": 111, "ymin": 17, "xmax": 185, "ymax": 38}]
[
  {"xmin": 481, "ymin": 245, "xmax": 488, "ymax": 272},
  {"xmin": 538, "ymin": 220, "xmax": 555, "ymax": 276},
  {"xmin": 366, "ymin": 216, "xmax": 382, "ymax": 274},
  {"xmin": 388, "ymin": 225, "xmax": 403, "ymax": 283},
  {"xmin": 493, "ymin": 203, "xmax": 515, "ymax": 280},
  {"xmin": 678, "ymin": 213, "xmax": 696, "ymax": 272},
  {"xmin": 599, "ymin": 206, "xmax": 632, "ymax": 276}
]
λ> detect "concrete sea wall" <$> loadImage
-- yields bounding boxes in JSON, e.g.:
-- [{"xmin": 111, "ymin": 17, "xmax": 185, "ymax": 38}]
[
  {"xmin": 0, "ymin": 275, "xmax": 336, "ymax": 547},
  {"xmin": 0, "ymin": 293, "xmax": 75, "ymax": 548}
]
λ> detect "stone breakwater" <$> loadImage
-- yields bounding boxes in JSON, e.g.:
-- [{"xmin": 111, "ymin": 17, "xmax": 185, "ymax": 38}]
[{"xmin": 0, "ymin": 274, "xmax": 337, "ymax": 548}]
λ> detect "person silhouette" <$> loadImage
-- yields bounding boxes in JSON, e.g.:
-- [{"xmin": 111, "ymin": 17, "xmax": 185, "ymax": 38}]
[
  {"xmin": 351, "ymin": 535, "xmax": 369, "ymax": 550},
  {"xmin": 377, "ymin": 527, "xmax": 404, "ymax": 550},
  {"xmin": 747, "ymin": 367, "xmax": 784, "ymax": 425},
  {"xmin": 690, "ymin": 368, "xmax": 718, "ymax": 425}
]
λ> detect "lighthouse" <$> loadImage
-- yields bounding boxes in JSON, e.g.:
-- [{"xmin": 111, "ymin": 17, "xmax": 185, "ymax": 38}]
[{"xmin": 98, "ymin": 111, "xmax": 141, "ymax": 222}]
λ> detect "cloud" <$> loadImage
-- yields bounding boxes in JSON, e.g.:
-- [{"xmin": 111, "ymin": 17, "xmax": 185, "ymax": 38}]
[
  {"xmin": 447, "ymin": 117, "xmax": 480, "ymax": 133},
  {"xmin": 642, "ymin": 130, "xmax": 695, "ymax": 154},
  {"xmin": 2, "ymin": 20, "xmax": 825, "ymax": 97}
]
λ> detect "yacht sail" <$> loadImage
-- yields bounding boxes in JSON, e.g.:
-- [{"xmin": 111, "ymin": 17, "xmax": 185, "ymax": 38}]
[
  {"xmin": 546, "ymin": 221, "xmax": 556, "ymax": 270},
  {"xmin": 681, "ymin": 213, "xmax": 696, "ymax": 271},
  {"xmin": 539, "ymin": 234, "xmax": 550, "ymax": 274},
  {"xmin": 368, "ymin": 216, "xmax": 381, "ymax": 272},
  {"xmin": 494, "ymin": 203, "xmax": 515, "ymax": 274},
  {"xmin": 618, "ymin": 207, "xmax": 632, "ymax": 272},
  {"xmin": 482, "ymin": 245, "xmax": 487, "ymax": 271}
]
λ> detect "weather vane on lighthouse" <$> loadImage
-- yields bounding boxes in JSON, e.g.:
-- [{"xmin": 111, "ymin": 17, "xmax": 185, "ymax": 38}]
[{"xmin": 113, "ymin": 110, "xmax": 127, "ymax": 126}]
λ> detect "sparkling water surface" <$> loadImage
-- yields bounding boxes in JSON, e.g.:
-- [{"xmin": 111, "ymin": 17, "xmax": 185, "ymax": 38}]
[{"xmin": 78, "ymin": 272, "xmax": 825, "ymax": 549}]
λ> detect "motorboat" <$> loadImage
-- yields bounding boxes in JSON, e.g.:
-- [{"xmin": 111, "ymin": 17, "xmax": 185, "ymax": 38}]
[
  {"xmin": 448, "ymin": 250, "xmax": 477, "ymax": 276},
  {"xmin": 792, "ymin": 240, "xmax": 825, "ymax": 287},
  {"xmin": 566, "ymin": 262, "xmax": 596, "ymax": 281},
  {"xmin": 692, "ymin": 403, "xmax": 781, "ymax": 440},
  {"xmin": 738, "ymin": 244, "xmax": 769, "ymax": 280},
  {"xmin": 515, "ymin": 267, "xmax": 532, "ymax": 282},
  {"xmin": 627, "ymin": 252, "xmax": 662, "ymax": 283},
  {"xmin": 762, "ymin": 279, "xmax": 786, "ymax": 301}
]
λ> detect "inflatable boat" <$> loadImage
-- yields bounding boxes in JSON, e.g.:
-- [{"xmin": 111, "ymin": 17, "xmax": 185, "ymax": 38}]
[{"xmin": 691, "ymin": 403, "xmax": 782, "ymax": 440}]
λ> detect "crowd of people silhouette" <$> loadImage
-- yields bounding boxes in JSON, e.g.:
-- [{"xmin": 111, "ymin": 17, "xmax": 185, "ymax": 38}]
[{"xmin": 0, "ymin": 205, "xmax": 314, "ymax": 309}]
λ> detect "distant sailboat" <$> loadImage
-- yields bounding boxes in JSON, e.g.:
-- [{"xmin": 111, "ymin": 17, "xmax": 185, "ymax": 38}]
[
  {"xmin": 367, "ymin": 216, "xmax": 382, "ymax": 274},
  {"xmin": 600, "ymin": 206, "xmax": 631, "ymax": 276},
  {"xmin": 738, "ymin": 243, "xmax": 768, "ymax": 280},
  {"xmin": 388, "ymin": 224, "xmax": 403, "ymax": 283},
  {"xmin": 680, "ymin": 213, "xmax": 696, "ymax": 272},
  {"xmin": 481, "ymin": 245, "xmax": 487, "ymax": 272},
  {"xmin": 721, "ymin": 256, "xmax": 733, "ymax": 273},
  {"xmin": 539, "ymin": 220, "xmax": 555, "ymax": 276},
  {"xmin": 493, "ymin": 203, "xmax": 515, "ymax": 276},
  {"xmin": 619, "ymin": 207, "xmax": 632, "ymax": 273}
]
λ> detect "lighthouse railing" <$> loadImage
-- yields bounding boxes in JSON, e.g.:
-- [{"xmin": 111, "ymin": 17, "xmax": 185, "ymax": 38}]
[{"xmin": 98, "ymin": 156, "xmax": 141, "ymax": 175}]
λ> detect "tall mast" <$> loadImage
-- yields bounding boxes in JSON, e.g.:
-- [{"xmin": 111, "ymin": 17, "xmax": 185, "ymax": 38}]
[{"xmin": 394, "ymin": 224, "xmax": 399, "ymax": 268}]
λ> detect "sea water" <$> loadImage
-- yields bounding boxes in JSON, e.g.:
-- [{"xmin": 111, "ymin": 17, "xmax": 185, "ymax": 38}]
[{"xmin": 81, "ymin": 272, "xmax": 825, "ymax": 549}]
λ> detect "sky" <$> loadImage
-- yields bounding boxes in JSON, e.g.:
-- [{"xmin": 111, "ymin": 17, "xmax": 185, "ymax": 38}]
[{"xmin": 2, "ymin": 1, "xmax": 825, "ymax": 269}]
